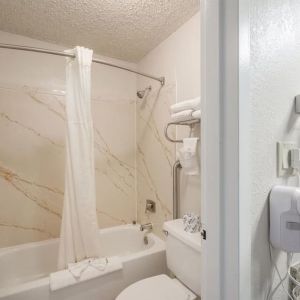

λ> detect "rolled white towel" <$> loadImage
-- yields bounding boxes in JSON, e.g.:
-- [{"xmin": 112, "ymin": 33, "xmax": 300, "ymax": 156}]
[
  {"xmin": 170, "ymin": 97, "xmax": 200, "ymax": 114},
  {"xmin": 171, "ymin": 110, "xmax": 193, "ymax": 122},
  {"xmin": 183, "ymin": 213, "xmax": 201, "ymax": 233},
  {"xmin": 192, "ymin": 110, "xmax": 201, "ymax": 119}
]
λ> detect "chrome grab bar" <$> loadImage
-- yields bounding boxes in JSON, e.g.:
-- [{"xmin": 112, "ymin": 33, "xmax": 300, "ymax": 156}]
[
  {"xmin": 166, "ymin": 119, "xmax": 200, "ymax": 218},
  {"xmin": 173, "ymin": 160, "xmax": 182, "ymax": 219}
]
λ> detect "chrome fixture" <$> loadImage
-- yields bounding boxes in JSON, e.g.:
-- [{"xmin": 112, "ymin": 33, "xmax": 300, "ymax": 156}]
[
  {"xmin": 140, "ymin": 223, "xmax": 153, "ymax": 245},
  {"xmin": 137, "ymin": 86, "xmax": 152, "ymax": 99},
  {"xmin": 165, "ymin": 120, "xmax": 199, "ymax": 218},
  {"xmin": 145, "ymin": 199, "xmax": 156, "ymax": 213},
  {"xmin": 0, "ymin": 43, "xmax": 165, "ymax": 86},
  {"xmin": 140, "ymin": 223, "xmax": 153, "ymax": 232},
  {"xmin": 173, "ymin": 160, "xmax": 182, "ymax": 219},
  {"xmin": 164, "ymin": 119, "xmax": 200, "ymax": 143},
  {"xmin": 144, "ymin": 236, "xmax": 149, "ymax": 245}
]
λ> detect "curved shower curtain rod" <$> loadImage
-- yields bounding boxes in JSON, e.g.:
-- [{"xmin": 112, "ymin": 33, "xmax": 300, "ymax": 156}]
[{"xmin": 0, "ymin": 43, "xmax": 165, "ymax": 86}]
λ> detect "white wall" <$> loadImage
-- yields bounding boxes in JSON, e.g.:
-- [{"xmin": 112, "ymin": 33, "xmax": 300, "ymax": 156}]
[
  {"xmin": 136, "ymin": 12, "xmax": 200, "ymax": 236},
  {"xmin": 250, "ymin": 1, "xmax": 300, "ymax": 299}
]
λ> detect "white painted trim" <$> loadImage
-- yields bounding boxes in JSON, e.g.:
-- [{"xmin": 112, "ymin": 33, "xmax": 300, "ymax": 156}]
[
  {"xmin": 238, "ymin": 0, "xmax": 251, "ymax": 299},
  {"xmin": 200, "ymin": 0, "xmax": 221, "ymax": 299},
  {"xmin": 200, "ymin": 0, "xmax": 251, "ymax": 299},
  {"xmin": 220, "ymin": 0, "xmax": 240, "ymax": 298}
]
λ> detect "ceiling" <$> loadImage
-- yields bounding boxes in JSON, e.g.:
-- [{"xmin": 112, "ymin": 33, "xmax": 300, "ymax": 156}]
[{"xmin": 0, "ymin": 0, "xmax": 200, "ymax": 62}]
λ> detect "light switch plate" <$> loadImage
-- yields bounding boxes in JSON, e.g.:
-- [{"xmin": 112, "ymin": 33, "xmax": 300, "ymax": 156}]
[{"xmin": 277, "ymin": 141, "xmax": 296, "ymax": 176}]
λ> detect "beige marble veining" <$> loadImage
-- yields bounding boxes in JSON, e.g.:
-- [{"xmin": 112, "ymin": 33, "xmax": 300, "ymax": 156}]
[
  {"xmin": 0, "ymin": 85, "xmax": 136, "ymax": 247},
  {"xmin": 137, "ymin": 145, "xmax": 171, "ymax": 216},
  {"xmin": 0, "ymin": 163, "xmax": 63, "ymax": 218},
  {"xmin": 136, "ymin": 83, "xmax": 176, "ymax": 238},
  {"xmin": 0, "ymin": 112, "xmax": 64, "ymax": 148},
  {"xmin": 0, "ymin": 167, "xmax": 62, "ymax": 245},
  {"xmin": 0, "ymin": 80, "xmax": 196, "ymax": 246}
]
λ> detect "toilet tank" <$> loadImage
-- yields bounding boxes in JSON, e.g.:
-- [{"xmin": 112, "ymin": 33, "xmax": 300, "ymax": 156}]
[{"xmin": 163, "ymin": 219, "xmax": 201, "ymax": 296}]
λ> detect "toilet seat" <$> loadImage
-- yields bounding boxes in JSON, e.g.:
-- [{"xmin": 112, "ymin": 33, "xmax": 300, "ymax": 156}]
[{"xmin": 116, "ymin": 274, "xmax": 197, "ymax": 300}]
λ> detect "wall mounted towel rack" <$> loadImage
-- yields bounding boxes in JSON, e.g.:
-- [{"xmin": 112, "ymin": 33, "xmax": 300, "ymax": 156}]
[{"xmin": 164, "ymin": 119, "xmax": 200, "ymax": 143}]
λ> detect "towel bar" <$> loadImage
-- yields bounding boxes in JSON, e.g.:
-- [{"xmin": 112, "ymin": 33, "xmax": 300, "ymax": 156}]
[{"xmin": 164, "ymin": 119, "xmax": 200, "ymax": 143}]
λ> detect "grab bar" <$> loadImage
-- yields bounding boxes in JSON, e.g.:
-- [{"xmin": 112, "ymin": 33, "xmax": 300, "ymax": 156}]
[{"xmin": 173, "ymin": 160, "xmax": 182, "ymax": 219}]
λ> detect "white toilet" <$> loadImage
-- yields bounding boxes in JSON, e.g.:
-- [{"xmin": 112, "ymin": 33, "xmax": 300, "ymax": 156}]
[{"xmin": 116, "ymin": 219, "xmax": 201, "ymax": 300}]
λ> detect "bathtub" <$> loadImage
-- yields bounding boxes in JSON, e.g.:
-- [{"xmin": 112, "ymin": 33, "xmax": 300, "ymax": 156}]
[{"xmin": 0, "ymin": 224, "xmax": 166, "ymax": 300}]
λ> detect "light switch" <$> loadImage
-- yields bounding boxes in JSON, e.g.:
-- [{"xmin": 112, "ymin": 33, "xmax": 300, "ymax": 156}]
[{"xmin": 277, "ymin": 142, "xmax": 296, "ymax": 176}]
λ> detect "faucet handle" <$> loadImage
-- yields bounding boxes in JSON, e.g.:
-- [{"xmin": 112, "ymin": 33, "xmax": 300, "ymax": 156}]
[{"xmin": 145, "ymin": 199, "xmax": 156, "ymax": 213}]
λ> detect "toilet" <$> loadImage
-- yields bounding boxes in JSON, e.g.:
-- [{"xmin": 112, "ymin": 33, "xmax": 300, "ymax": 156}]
[{"xmin": 116, "ymin": 219, "xmax": 201, "ymax": 300}]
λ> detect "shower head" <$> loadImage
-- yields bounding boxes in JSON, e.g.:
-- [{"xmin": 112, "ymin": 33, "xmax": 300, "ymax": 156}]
[
  {"xmin": 137, "ymin": 86, "xmax": 152, "ymax": 99},
  {"xmin": 137, "ymin": 90, "xmax": 145, "ymax": 99}
]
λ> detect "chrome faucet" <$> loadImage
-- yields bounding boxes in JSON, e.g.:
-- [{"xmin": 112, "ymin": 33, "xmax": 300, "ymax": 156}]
[
  {"xmin": 140, "ymin": 223, "xmax": 153, "ymax": 232},
  {"xmin": 140, "ymin": 223, "xmax": 153, "ymax": 245}
]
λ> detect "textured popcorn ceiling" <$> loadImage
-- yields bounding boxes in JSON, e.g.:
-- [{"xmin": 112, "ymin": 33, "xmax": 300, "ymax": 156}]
[{"xmin": 0, "ymin": 0, "xmax": 200, "ymax": 62}]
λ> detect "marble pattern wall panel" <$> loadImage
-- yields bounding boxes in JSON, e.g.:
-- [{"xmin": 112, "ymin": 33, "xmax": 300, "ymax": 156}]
[
  {"xmin": 136, "ymin": 83, "xmax": 176, "ymax": 238},
  {"xmin": 0, "ymin": 85, "xmax": 136, "ymax": 248},
  {"xmin": 136, "ymin": 12, "xmax": 201, "ymax": 238}
]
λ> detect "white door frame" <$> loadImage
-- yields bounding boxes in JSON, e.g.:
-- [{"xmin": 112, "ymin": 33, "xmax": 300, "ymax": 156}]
[{"xmin": 200, "ymin": 1, "xmax": 251, "ymax": 299}]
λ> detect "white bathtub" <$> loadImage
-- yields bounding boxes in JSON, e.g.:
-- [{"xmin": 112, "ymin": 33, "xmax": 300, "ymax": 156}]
[{"xmin": 0, "ymin": 224, "xmax": 166, "ymax": 300}]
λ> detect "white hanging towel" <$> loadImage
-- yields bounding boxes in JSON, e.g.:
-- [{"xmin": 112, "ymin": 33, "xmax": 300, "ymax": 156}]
[
  {"xmin": 178, "ymin": 138, "xmax": 200, "ymax": 175},
  {"xmin": 170, "ymin": 97, "xmax": 200, "ymax": 114},
  {"xmin": 58, "ymin": 46, "xmax": 100, "ymax": 270}
]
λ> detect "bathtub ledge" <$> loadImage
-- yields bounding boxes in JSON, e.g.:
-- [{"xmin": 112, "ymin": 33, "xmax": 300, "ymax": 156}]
[{"xmin": 50, "ymin": 257, "xmax": 123, "ymax": 291}]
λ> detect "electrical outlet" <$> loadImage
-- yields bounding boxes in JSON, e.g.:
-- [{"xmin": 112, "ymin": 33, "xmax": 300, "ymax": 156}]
[{"xmin": 277, "ymin": 141, "xmax": 296, "ymax": 177}]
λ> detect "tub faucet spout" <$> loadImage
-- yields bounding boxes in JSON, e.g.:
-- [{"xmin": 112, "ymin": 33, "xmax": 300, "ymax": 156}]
[
  {"xmin": 140, "ymin": 223, "xmax": 152, "ymax": 245},
  {"xmin": 140, "ymin": 223, "xmax": 153, "ymax": 232}
]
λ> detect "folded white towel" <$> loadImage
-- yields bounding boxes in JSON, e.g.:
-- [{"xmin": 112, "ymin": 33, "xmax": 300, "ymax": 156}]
[
  {"xmin": 171, "ymin": 110, "xmax": 194, "ymax": 122},
  {"xmin": 50, "ymin": 257, "xmax": 122, "ymax": 291},
  {"xmin": 192, "ymin": 110, "xmax": 201, "ymax": 119},
  {"xmin": 170, "ymin": 97, "xmax": 200, "ymax": 114},
  {"xmin": 67, "ymin": 257, "xmax": 107, "ymax": 279}
]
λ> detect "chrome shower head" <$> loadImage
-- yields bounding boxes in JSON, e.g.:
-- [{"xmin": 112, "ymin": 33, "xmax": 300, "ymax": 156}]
[{"xmin": 137, "ymin": 86, "xmax": 152, "ymax": 99}]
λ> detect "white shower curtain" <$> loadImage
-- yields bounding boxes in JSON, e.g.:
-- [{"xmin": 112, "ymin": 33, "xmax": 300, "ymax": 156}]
[{"xmin": 58, "ymin": 46, "xmax": 100, "ymax": 270}]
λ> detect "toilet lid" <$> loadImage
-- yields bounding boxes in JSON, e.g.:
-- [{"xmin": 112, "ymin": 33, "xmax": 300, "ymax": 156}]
[{"xmin": 116, "ymin": 274, "xmax": 197, "ymax": 300}]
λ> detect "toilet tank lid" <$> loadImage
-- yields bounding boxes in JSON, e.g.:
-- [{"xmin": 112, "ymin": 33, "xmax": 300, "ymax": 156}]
[{"xmin": 163, "ymin": 219, "xmax": 201, "ymax": 252}]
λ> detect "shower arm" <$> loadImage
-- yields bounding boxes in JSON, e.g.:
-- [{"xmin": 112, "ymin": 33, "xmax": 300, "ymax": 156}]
[{"xmin": 0, "ymin": 43, "xmax": 165, "ymax": 86}]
